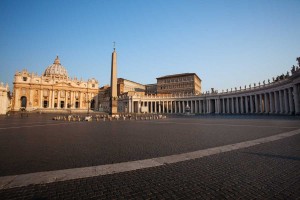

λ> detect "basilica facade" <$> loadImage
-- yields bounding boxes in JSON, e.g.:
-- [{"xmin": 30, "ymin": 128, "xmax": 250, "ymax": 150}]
[{"xmin": 12, "ymin": 56, "xmax": 99, "ymax": 112}]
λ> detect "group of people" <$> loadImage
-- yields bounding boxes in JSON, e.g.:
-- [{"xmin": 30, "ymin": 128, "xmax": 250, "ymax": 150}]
[{"xmin": 52, "ymin": 114, "xmax": 167, "ymax": 122}]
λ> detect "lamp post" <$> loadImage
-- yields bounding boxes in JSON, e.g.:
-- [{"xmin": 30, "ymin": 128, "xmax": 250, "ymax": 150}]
[
  {"xmin": 87, "ymin": 99, "xmax": 90, "ymax": 115},
  {"xmin": 86, "ymin": 83, "xmax": 90, "ymax": 115}
]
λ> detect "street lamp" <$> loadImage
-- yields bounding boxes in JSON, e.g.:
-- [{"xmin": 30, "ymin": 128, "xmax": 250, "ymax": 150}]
[{"xmin": 87, "ymin": 99, "xmax": 90, "ymax": 115}]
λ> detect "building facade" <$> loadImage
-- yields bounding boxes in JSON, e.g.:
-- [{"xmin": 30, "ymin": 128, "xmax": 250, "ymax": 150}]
[
  {"xmin": 0, "ymin": 82, "xmax": 10, "ymax": 115},
  {"xmin": 156, "ymin": 73, "xmax": 202, "ymax": 95},
  {"xmin": 116, "ymin": 60, "xmax": 300, "ymax": 115},
  {"xmin": 12, "ymin": 56, "xmax": 99, "ymax": 112},
  {"xmin": 117, "ymin": 78, "xmax": 145, "ymax": 95},
  {"xmin": 145, "ymin": 84, "xmax": 157, "ymax": 95}
]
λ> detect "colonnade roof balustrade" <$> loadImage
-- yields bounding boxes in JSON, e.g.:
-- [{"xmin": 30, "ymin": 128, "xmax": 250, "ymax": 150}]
[{"xmin": 123, "ymin": 67, "xmax": 300, "ymax": 101}]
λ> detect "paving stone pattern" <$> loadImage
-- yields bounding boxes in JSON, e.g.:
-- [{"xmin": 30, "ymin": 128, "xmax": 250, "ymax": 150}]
[
  {"xmin": 0, "ymin": 115, "xmax": 299, "ymax": 177},
  {"xmin": 0, "ymin": 133, "xmax": 299, "ymax": 199}
]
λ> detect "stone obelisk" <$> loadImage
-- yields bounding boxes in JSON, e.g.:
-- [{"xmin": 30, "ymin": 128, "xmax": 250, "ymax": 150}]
[{"xmin": 110, "ymin": 47, "xmax": 118, "ymax": 114}]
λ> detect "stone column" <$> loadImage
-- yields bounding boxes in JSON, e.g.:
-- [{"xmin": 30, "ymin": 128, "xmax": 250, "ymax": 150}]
[
  {"xmin": 267, "ymin": 93, "xmax": 270, "ymax": 113},
  {"xmin": 147, "ymin": 101, "xmax": 149, "ymax": 113},
  {"xmin": 288, "ymin": 87, "xmax": 294, "ymax": 114},
  {"xmin": 214, "ymin": 99, "xmax": 217, "ymax": 114},
  {"xmin": 259, "ymin": 94, "xmax": 263, "ymax": 113},
  {"xmin": 40, "ymin": 90, "xmax": 43, "ymax": 108},
  {"xmin": 138, "ymin": 101, "xmax": 141, "ymax": 113},
  {"xmin": 230, "ymin": 98, "xmax": 234, "ymax": 114},
  {"xmin": 269, "ymin": 92, "xmax": 274, "ymax": 114},
  {"xmin": 284, "ymin": 89, "xmax": 289, "ymax": 114},
  {"xmin": 254, "ymin": 95, "xmax": 258, "ymax": 113},
  {"xmin": 206, "ymin": 100, "xmax": 209, "ymax": 113},
  {"xmin": 153, "ymin": 101, "xmax": 155, "ymax": 113},
  {"xmin": 245, "ymin": 96, "xmax": 249, "ymax": 114},
  {"xmin": 218, "ymin": 99, "xmax": 221, "ymax": 114},
  {"xmin": 222, "ymin": 99, "xmax": 225, "ymax": 114},
  {"xmin": 157, "ymin": 101, "xmax": 160, "ymax": 113},
  {"xmin": 171, "ymin": 101, "xmax": 174, "ymax": 113},
  {"xmin": 240, "ymin": 96, "xmax": 244, "ymax": 114},
  {"xmin": 279, "ymin": 90, "xmax": 284, "ymax": 113},
  {"xmin": 57, "ymin": 91, "xmax": 61, "ymax": 109},
  {"xmin": 225, "ymin": 98, "xmax": 229, "ymax": 114},
  {"xmin": 70, "ymin": 91, "xmax": 73, "ymax": 109},
  {"xmin": 249, "ymin": 95, "xmax": 253, "ymax": 113},
  {"xmin": 65, "ymin": 91, "xmax": 68, "ymax": 109},
  {"xmin": 128, "ymin": 99, "xmax": 131, "ymax": 113},
  {"xmin": 199, "ymin": 100, "xmax": 202, "ymax": 114},
  {"xmin": 274, "ymin": 91, "xmax": 279, "ymax": 113},
  {"xmin": 174, "ymin": 101, "xmax": 177, "ymax": 113},
  {"xmin": 151, "ymin": 101, "xmax": 154, "ymax": 113},
  {"xmin": 235, "ymin": 97, "xmax": 239, "ymax": 114},
  {"xmin": 166, "ymin": 101, "xmax": 169, "ymax": 113},
  {"xmin": 51, "ymin": 90, "xmax": 55, "ymax": 108},
  {"xmin": 293, "ymin": 84, "xmax": 300, "ymax": 114}
]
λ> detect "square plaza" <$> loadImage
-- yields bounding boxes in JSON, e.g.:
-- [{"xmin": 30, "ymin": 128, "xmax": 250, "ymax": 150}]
[{"xmin": 0, "ymin": 114, "xmax": 299, "ymax": 199}]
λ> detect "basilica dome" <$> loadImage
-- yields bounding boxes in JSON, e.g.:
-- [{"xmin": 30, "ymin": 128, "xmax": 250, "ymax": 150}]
[{"xmin": 43, "ymin": 56, "xmax": 68, "ymax": 78}]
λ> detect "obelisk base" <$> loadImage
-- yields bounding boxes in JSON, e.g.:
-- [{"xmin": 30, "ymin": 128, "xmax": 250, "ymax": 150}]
[{"xmin": 110, "ymin": 99, "xmax": 118, "ymax": 115}]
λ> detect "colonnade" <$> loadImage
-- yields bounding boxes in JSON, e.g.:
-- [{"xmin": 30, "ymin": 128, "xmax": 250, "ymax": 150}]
[
  {"xmin": 13, "ymin": 87, "xmax": 98, "ymax": 111},
  {"xmin": 43, "ymin": 90, "xmax": 95, "ymax": 109},
  {"xmin": 128, "ymin": 83, "xmax": 300, "ymax": 115},
  {"xmin": 217, "ymin": 86, "xmax": 299, "ymax": 115}
]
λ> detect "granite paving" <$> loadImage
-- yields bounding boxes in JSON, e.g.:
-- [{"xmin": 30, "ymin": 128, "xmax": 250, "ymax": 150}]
[{"xmin": 0, "ymin": 114, "xmax": 299, "ymax": 199}]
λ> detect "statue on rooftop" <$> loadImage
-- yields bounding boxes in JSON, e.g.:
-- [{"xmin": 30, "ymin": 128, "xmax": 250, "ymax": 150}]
[{"xmin": 292, "ymin": 65, "xmax": 296, "ymax": 74}]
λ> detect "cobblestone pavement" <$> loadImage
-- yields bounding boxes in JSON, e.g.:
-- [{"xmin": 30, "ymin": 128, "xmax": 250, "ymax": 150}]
[
  {"xmin": 0, "ymin": 114, "xmax": 299, "ymax": 199},
  {"xmin": 0, "ymin": 132, "xmax": 299, "ymax": 199}
]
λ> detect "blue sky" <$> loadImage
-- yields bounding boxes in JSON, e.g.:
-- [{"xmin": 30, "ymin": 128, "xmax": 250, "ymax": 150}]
[{"xmin": 0, "ymin": 0, "xmax": 299, "ymax": 92}]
